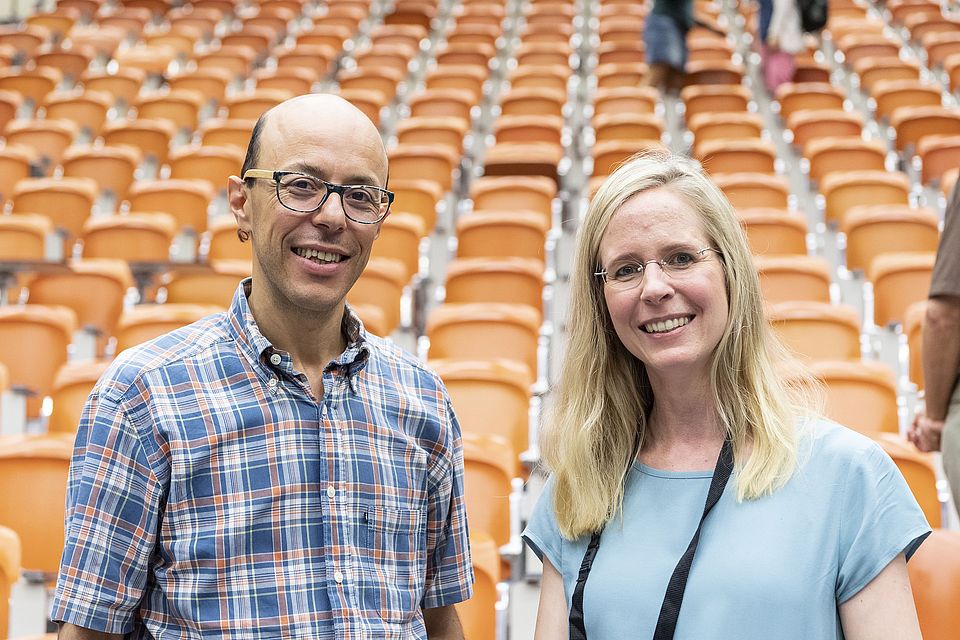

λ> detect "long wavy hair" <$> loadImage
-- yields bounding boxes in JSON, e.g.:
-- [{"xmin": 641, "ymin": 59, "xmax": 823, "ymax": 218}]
[{"xmin": 544, "ymin": 151, "xmax": 820, "ymax": 539}]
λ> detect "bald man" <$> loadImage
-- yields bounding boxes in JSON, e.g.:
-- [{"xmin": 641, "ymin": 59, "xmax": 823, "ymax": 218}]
[{"xmin": 53, "ymin": 95, "xmax": 473, "ymax": 639}]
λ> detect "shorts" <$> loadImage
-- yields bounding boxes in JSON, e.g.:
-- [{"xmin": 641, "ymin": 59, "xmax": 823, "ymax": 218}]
[{"xmin": 643, "ymin": 13, "xmax": 689, "ymax": 71}]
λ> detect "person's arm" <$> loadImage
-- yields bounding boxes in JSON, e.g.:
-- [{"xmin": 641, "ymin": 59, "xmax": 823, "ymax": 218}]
[
  {"xmin": 838, "ymin": 553, "xmax": 922, "ymax": 640},
  {"xmin": 922, "ymin": 296, "xmax": 960, "ymax": 422},
  {"xmin": 58, "ymin": 623, "xmax": 123, "ymax": 640},
  {"xmin": 534, "ymin": 556, "xmax": 569, "ymax": 640},
  {"xmin": 423, "ymin": 604, "xmax": 464, "ymax": 639}
]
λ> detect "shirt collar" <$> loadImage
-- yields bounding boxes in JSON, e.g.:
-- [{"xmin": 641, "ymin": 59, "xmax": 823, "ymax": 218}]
[{"xmin": 227, "ymin": 278, "xmax": 372, "ymax": 379}]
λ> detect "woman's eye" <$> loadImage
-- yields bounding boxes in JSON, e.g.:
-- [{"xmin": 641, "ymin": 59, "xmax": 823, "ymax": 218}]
[
  {"xmin": 613, "ymin": 264, "xmax": 640, "ymax": 279},
  {"xmin": 667, "ymin": 252, "xmax": 696, "ymax": 267}
]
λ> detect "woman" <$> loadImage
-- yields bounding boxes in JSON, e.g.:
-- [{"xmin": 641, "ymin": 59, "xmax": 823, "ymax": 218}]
[{"xmin": 523, "ymin": 152, "xmax": 929, "ymax": 639}]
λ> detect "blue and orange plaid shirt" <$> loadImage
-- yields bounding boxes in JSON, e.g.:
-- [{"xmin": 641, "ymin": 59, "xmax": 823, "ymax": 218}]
[{"xmin": 52, "ymin": 280, "xmax": 473, "ymax": 639}]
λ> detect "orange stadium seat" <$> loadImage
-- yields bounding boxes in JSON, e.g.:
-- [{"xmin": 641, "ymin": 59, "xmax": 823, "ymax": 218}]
[
  {"xmin": 596, "ymin": 41, "xmax": 645, "ymax": 66},
  {"xmin": 592, "ymin": 139, "xmax": 664, "ymax": 178},
  {"xmin": 841, "ymin": 205, "xmax": 940, "ymax": 273},
  {"xmin": 11, "ymin": 176, "xmax": 97, "ymax": 241},
  {"xmin": 455, "ymin": 532, "xmax": 500, "ymax": 640},
  {"xmin": 389, "ymin": 179, "xmax": 443, "ymax": 233},
  {"xmin": 48, "ymin": 360, "xmax": 112, "ymax": 435},
  {"xmin": 681, "ymin": 84, "xmax": 751, "ymax": 120},
  {"xmin": 738, "ymin": 208, "xmax": 808, "ymax": 256},
  {"xmin": 371, "ymin": 212, "xmax": 425, "ymax": 281},
  {"xmin": 444, "ymin": 257, "xmax": 544, "ymax": 316},
  {"xmin": 0, "ymin": 434, "xmax": 74, "ymax": 576},
  {"xmin": 168, "ymin": 145, "xmax": 245, "ymax": 194},
  {"xmin": 126, "ymin": 179, "xmax": 214, "ymax": 235},
  {"xmin": 80, "ymin": 68, "xmax": 146, "ymax": 107},
  {"xmin": 868, "ymin": 251, "xmax": 935, "ymax": 327},
  {"xmin": 388, "ymin": 144, "xmax": 460, "ymax": 194},
  {"xmin": 837, "ymin": 32, "xmax": 902, "ymax": 68},
  {"xmin": 27, "ymin": 258, "xmax": 133, "ymax": 356},
  {"xmin": 805, "ymin": 138, "xmax": 887, "ymax": 184},
  {"xmin": 755, "ymin": 254, "xmax": 833, "ymax": 304},
  {"xmin": 199, "ymin": 118, "xmax": 256, "ymax": 150},
  {"xmin": 0, "ymin": 146, "xmax": 34, "ymax": 205},
  {"xmin": 891, "ymin": 105, "xmax": 960, "ymax": 151},
  {"xmin": 821, "ymin": 170, "xmax": 910, "ymax": 226},
  {"xmin": 595, "ymin": 62, "xmax": 649, "ymax": 88},
  {"xmin": 101, "ymin": 118, "xmax": 176, "ymax": 166},
  {"xmin": 135, "ymin": 89, "xmax": 205, "ymax": 133},
  {"xmin": 61, "ymin": 145, "xmax": 142, "ymax": 202},
  {"xmin": 689, "ymin": 111, "xmax": 764, "ymax": 148},
  {"xmin": 225, "ymin": 88, "xmax": 294, "ymax": 120},
  {"xmin": 81, "ymin": 213, "xmax": 177, "ymax": 263},
  {"xmin": 431, "ymin": 358, "xmax": 532, "ymax": 472},
  {"xmin": 470, "ymin": 176, "xmax": 555, "ymax": 225},
  {"xmin": 809, "ymin": 359, "xmax": 900, "ymax": 435},
  {"xmin": 684, "ymin": 59, "xmax": 744, "ymax": 85},
  {"xmin": 853, "ymin": 56, "xmax": 921, "ymax": 91},
  {"xmin": 3, "ymin": 119, "xmax": 78, "ymax": 171},
  {"xmin": 775, "ymin": 82, "xmax": 845, "ymax": 121},
  {"xmin": 396, "ymin": 116, "xmax": 469, "ymax": 152},
  {"xmin": 115, "ymin": 303, "xmax": 221, "ymax": 352},
  {"xmin": 41, "ymin": 90, "xmax": 112, "ymax": 139},
  {"xmin": 204, "ymin": 215, "xmax": 251, "ymax": 262},
  {"xmin": 767, "ymin": 301, "xmax": 862, "ymax": 362},
  {"xmin": 338, "ymin": 67, "xmax": 405, "ymax": 105},
  {"xmin": 253, "ymin": 67, "xmax": 316, "ymax": 95},
  {"xmin": 456, "ymin": 211, "xmax": 548, "ymax": 264},
  {"xmin": 345, "ymin": 257, "xmax": 408, "ymax": 335},
  {"xmin": 427, "ymin": 303, "xmax": 541, "ymax": 377},
  {"xmin": 424, "ymin": 65, "xmax": 487, "ymax": 99},
  {"xmin": 0, "ymin": 525, "xmax": 19, "ymax": 640},
  {"xmin": 786, "ymin": 108, "xmax": 862, "ymax": 150},
  {"xmin": 34, "ymin": 48, "xmax": 92, "ymax": 84},
  {"xmin": 493, "ymin": 114, "xmax": 563, "ymax": 148},
  {"xmin": 904, "ymin": 300, "xmax": 926, "ymax": 389},
  {"xmin": 922, "ymin": 31, "xmax": 960, "ymax": 68},
  {"xmin": 872, "ymin": 79, "xmax": 942, "ymax": 120},
  {"xmin": 161, "ymin": 261, "xmax": 251, "ymax": 308},
  {"xmin": 916, "ymin": 134, "xmax": 960, "ymax": 185},
  {"xmin": 168, "ymin": 68, "xmax": 233, "ymax": 106},
  {"xmin": 712, "ymin": 173, "xmax": 790, "ymax": 210},
  {"xmin": 593, "ymin": 86, "xmax": 658, "ymax": 117},
  {"xmin": 462, "ymin": 432, "xmax": 516, "ymax": 553},
  {"xmin": 0, "ymin": 214, "xmax": 50, "ymax": 261},
  {"xmin": 592, "ymin": 112, "xmax": 663, "ymax": 143},
  {"xmin": 507, "ymin": 65, "xmax": 570, "ymax": 94},
  {"xmin": 909, "ymin": 529, "xmax": 960, "ymax": 640},
  {"xmin": 409, "ymin": 88, "xmax": 475, "ymax": 125},
  {"xmin": 698, "ymin": 138, "xmax": 777, "ymax": 175},
  {"xmin": 0, "ymin": 305, "xmax": 76, "ymax": 417},
  {"xmin": 0, "ymin": 90, "xmax": 19, "ymax": 133},
  {"xmin": 0, "ymin": 66, "xmax": 61, "ymax": 108}
]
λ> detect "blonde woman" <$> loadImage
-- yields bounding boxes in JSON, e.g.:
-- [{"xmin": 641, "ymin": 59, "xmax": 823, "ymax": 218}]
[{"xmin": 523, "ymin": 152, "xmax": 929, "ymax": 640}]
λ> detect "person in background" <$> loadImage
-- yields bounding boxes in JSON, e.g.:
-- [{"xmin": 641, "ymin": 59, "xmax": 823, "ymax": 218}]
[
  {"xmin": 52, "ymin": 94, "xmax": 472, "ymax": 639},
  {"xmin": 909, "ymin": 184, "xmax": 960, "ymax": 519},
  {"xmin": 642, "ymin": 0, "xmax": 695, "ymax": 94},
  {"xmin": 524, "ymin": 151, "xmax": 929, "ymax": 639}
]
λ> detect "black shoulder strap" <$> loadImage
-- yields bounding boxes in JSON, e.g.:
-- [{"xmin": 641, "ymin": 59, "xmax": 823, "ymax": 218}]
[
  {"xmin": 567, "ymin": 438, "xmax": 734, "ymax": 640},
  {"xmin": 652, "ymin": 438, "xmax": 734, "ymax": 639}
]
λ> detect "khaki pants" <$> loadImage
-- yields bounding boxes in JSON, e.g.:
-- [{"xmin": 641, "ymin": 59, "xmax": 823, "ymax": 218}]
[{"xmin": 941, "ymin": 383, "xmax": 960, "ymax": 519}]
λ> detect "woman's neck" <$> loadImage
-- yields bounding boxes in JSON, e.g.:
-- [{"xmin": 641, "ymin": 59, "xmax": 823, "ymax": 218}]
[{"xmin": 639, "ymin": 375, "xmax": 726, "ymax": 471}]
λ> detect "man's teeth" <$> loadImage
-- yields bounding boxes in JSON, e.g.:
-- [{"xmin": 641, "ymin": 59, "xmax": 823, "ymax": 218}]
[
  {"xmin": 642, "ymin": 316, "xmax": 691, "ymax": 333},
  {"xmin": 295, "ymin": 248, "xmax": 342, "ymax": 263}
]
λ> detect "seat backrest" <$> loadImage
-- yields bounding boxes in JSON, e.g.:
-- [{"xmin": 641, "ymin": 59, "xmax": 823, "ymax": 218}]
[
  {"xmin": 842, "ymin": 205, "xmax": 940, "ymax": 273},
  {"xmin": 908, "ymin": 530, "xmax": 960, "ymax": 640},
  {"xmin": 755, "ymin": 255, "xmax": 833, "ymax": 304},
  {"xmin": 371, "ymin": 212, "xmax": 425, "ymax": 280},
  {"xmin": 872, "ymin": 433, "xmax": 941, "ymax": 528},
  {"xmin": 161, "ymin": 261, "xmax": 252, "ymax": 309},
  {"xmin": 462, "ymin": 432, "xmax": 514, "ymax": 547},
  {"xmin": 738, "ymin": 208, "xmax": 808, "ymax": 256},
  {"xmin": 712, "ymin": 173, "xmax": 790, "ymax": 209},
  {"xmin": 444, "ymin": 257, "xmax": 545, "ymax": 315},
  {"xmin": 904, "ymin": 300, "xmax": 926, "ymax": 389},
  {"xmin": 115, "ymin": 303, "xmax": 221, "ymax": 353},
  {"xmin": 49, "ymin": 360, "xmax": 112, "ymax": 434},
  {"xmin": 454, "ymin": 532, "xmax": 500, "ymax": 640},
  {"xmin": 0, "ymin": 305, "xmax": 76, "ymax": 416},
  {"xmin": 767, "ymin": 301, "xmax": 862, "ymax": 362},
  {"xmin": 0, "ymin": 434, "xmax": 73, "ymax": 575},
  {"xmin": 345, "ymin": 257, "xmax": 408, "ymax": 334},
  {"xmin": 456, "ymin": 210, "xmax": 548, "ymax": 263},
  {"xmin": 0, "ymin": 524, "xmax": 20, "ymax": 640},
  {"xmin": 868, "ymin": 251, "xmax": 936, "ymax": 326},
  {"xmin": 809, "ymin": 360, "xmax": 899, "ymax": 435}
]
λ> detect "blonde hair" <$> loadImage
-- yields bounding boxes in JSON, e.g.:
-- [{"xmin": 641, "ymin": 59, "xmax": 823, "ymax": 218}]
[{"xmin": 544, "ymin": 151, "xmax": 820, "ymax": 539}]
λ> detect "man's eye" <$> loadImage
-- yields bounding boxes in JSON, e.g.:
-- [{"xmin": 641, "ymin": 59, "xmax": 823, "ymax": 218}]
[
  {"xmin": 285, "ymin": 178, "xmax": 319, "ymax": 191},
  {"xmin": 666, "ymin": 252, "xmax": 696, "ymax": 267},
  {"xmin": 346, "ymin": 188, "xmax": 376, "ymax": 204},
  {"xmin": 613, "ymin": 264, "xmax": 641, "ymax": 279}
]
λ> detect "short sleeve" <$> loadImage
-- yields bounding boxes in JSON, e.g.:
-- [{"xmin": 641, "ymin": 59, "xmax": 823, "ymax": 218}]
[
  {"xmin": 522, "ymin": 475, "xmax": 565, "ymax": 572},
  {"xmin": 51, "ymin": 387, "xmax": 165, "ymax": 633},
  {"xmin": 421, "ymin": 397, "xmax": 474, "ymax": 609},
  {"xmin": 836, "ymin": 443, "xmax": 931, "ymax": 603},
  {"xmin": 930, "ymin": 187, "xmax": 960, "ymax": 298}
]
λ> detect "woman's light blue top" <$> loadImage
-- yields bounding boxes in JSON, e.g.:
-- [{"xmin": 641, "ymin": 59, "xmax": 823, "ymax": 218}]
[{"xmin": 523, "ymin": 419, "xmax": 931, "ymax": 639}]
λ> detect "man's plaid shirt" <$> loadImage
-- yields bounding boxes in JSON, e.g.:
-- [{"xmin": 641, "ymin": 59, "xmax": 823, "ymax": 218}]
[{"xmin": 52, "ymin": 280, "xmax": 473, "ymax": 638}]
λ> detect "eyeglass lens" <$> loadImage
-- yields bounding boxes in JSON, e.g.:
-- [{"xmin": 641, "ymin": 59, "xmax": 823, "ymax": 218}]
[{"xmin": 277, "ymin": 173, "xmax": 388, "ymax": 222}]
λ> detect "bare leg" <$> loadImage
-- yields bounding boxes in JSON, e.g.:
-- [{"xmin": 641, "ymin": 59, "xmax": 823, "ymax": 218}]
[{"xmin": 642, "ymin": 63, "xmax": 672, "ymax": 91}]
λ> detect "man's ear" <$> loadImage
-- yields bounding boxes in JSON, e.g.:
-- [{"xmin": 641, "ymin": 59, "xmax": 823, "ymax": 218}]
[{"xmin": 227, "ymin": 175, "xmax": 252, "ymax": 237}]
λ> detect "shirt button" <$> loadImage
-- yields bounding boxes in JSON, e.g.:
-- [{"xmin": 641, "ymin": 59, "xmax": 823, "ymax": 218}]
[
  {"xmin": 268, "ymin": 377, "xmax": 278, "ymax": 387},
  {"xmin": 269, "ymin": 353, "xmax": 282, "ymax": 366},
  {"xmin": 334, "ymin": 570, "xmax": 344, "ymax": 584},
  {"xmin": 326, "ymin": 485, "xmax": 336, "ymax": 499}
]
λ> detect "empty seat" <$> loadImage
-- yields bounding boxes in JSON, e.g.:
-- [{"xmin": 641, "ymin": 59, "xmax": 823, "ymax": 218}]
[
  {"xmin": 161, "ymin": 260, "xmax": 251, "ymax": 308},
  {"xmin": 427, "ymin": 303, "xmax": 541, "ymax": 377},
  {"xmin": 135, "ymin": 89, "xmax": 205, "ymax": 133},
  {"xmin": 853, "ymin": 55, "xmax": 921, "ymax": 92},
  {"xmin": 408, "ymin": 88, "xmax": 475, "ymax": 126},
  {"xmin": 808, "ymin": 359, "xmax": 899, "ymax": 436},
  {"xmin": 872, "ymin": 79, "xmax": 942, "ymax": 120},
  {"xmin": 891, "ymin": 105, "xmax": 960, "ymax": 151},
  {"xmin": 167, "ymin": 67, "xmax": 233, "ymax": 105},
  {"xmin": 388, "ymin": 144, "xmax": 460, "ymax": 194},
  {"xmin": 908, "ymin": 529, "xmax": 960, "ymax": 640},
  {"xmin": 592, "ymin": 86, "xmax": 658, "ymax": 117},
  {"xmin": 917, "ymin": 133, "xmax": 960, "ymax": 185},
  {"xmin": 767, "ymin": 300, "xmax": 862, "ymax": 362},
  {"xmin": 470, "ymin": 176, "xmax": 555, "ymax": 225},
  {"xmin": 0, "ymin": 214, "xmax": 50, "ymax": 261},
  {"xmin": 681, "ymin": 84, "xmax": 751, "ymax": 120},
  {"xmin": 61, "ymin": 145, "xmax": 142, "ymax": 201},
  {"xmin": 0, "ymin": 66, "xmax": 62, "ymax": 108},
  {"xmin": 430, "ymin": 358, "xmax": 532, "ymax": 473},
  {"xmin": 3, "ymin": 119, "xmax": 78, "ymax": 170},
  {"xmin": 253, "ymin": 67, "xmax": 316, "ymax": 95},
  {"xmin": 592, "ymin": 139, "xmax": 665, "ymax": 177},
  {"xmin": 595, "ymin": 61, "xmax": 649, "ymax": 88},
  {"xmin": 224, "ymin": 88, "xmax": 294, "ymax": 120},
  {"xmin": 820, "ymin": 170, "xmax": 910, "ymax": 225},
  {"xmin": 456, "ymin": 211, "xmax": 549, "ymax": 263},
  {"xmin": 168, "ymin": 145, "xmax": 245, "ymax": 194},
  {"xmin": 198, "ymin": 118, "xmax": 256, "ymax": 150},
  {"xmin": 48, "ymin": 360, "xmax": 112, "ymax": 434},
  {"xmin": 41, "ymin": 90, "xmax": 112, "ymax": 138},
  {"xmin": 345, "ymin": 257, "xmax": 408, "ymax": 334},
  {"xmin": 775, "ymin": 82, "xmax": 845, "ymax": 121},
  {"xmin": 841, "ymin": 205, "xmax": 940, "ymax": 273},
  {"xmin": 101, "ymin": 118, "xmax": 176, "ymax": 166},
  {"xmin": 388, "ymin": 179, "xmax": 443, "ymax": 232},
  {"xmin": 904, "ymin": 300, "xmax": 926, "ymax": 389},
  {"xmin": 0, "ymin": 305, "xmax": 76, "ymax": 417},
  {"xmin": 592, "ymin": 112, "xmax": 663, "ymax": 144},
  {"xmin": 698, "ymin": 138, "xmax": 778, "ymax": 175},
  {"xmin": 371, "ymin": 212, "xmax": 425, "ymax": 280},
  {"xmin": 455, "ymin": 532, "xmax": 500, "ymax": 640},
  {"xmin": 11, "ymin": 176, "xmax": 98, "ymax": 240},
  {"xmin": 755, "ymin": 254, "xmax": 833, "ymax": 304},
  {"xmin": 424, "ymin": 64, "xmax": 488, "ymax": 99},
  {"xmin": 205, "ymin": 215, "xmax": 252, "ymax": 261},
  {"xmin": 115, "ymin": 303, "xmax": 221, "ymax": 352},
  {"xmin": 868, "ymin": 251, "xmax": 936, "ymax": 326},
  {"xmin": 689, "ymin": 111, "xmax": 764, "ymax": 150},
  {"xmin": 711, "ymin": 173, "xmax": 790, "ymax": 210},
  {"xmin": 0, "ymin": 525, "xmax": 19, "ymax": 640},
  {"xmin": 81, "ymin": 213, "xmax": 177, "ymax": 262},
  {"xmin": 462, "ymin": 432, "xmax": 516, "ymax": 552},
  {"xmin": 395, "ymin": 116, "xmax": 469, "ymax": 152},
  {"xmin": 80, "ymin": 67, "xmax": 146, "ymax": 107},
  {"xmin": 786, "ymin": 108, "xmax": 862, "ymax": 150},
  {"xmin": 126, "ymin": 178, "xmax": 214, "ymax": 234},
  {"xmin": 805, "ymin": 138, "xmax": 887, "ymax": 183},
  {"xmin": 0, "ymin": 146, "xmax": 34, "ymax": 205},
  {"xmin": 444, "ymin": 257, "xmax": 545, "ymax": 315},
  {"xmin": 0, "ymin": 434, "xmax": 73, "ymax": 575},
  {"xmin": 738, "ymin": 208, "xmax": 808, "ymax": 256},
  {"xmin": 338, "ymin": 67, "xmax": 405, "ymax": 105}
]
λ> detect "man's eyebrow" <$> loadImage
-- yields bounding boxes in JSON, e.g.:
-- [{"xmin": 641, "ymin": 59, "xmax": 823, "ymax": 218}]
[{"xmin": 284, "ymin": 162, "xmax": 381, "ymax": 186}]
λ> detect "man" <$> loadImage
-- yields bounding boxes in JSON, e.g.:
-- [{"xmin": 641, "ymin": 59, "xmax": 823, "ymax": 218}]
[
  {"xmin": 908, "ymin": 184, "xmax": 960, "ymax": 518},
  {"xmin": 53, "ymin": 94, "xmax": 473, "ymax": 639}
]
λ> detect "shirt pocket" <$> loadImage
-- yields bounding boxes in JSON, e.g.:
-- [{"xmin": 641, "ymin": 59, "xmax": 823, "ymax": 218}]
[{"xmin": 360, "ymin": 504, "xmax": 427, "ymax": 622}]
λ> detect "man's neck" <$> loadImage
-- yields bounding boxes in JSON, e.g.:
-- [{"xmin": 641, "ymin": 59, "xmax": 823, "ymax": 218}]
[{"xmin": 247, "ymin": 285, "xmax": 348, "ymax": 373}]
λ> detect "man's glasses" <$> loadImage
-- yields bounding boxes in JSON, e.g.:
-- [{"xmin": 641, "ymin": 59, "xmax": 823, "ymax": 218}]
[
  {"xmin": 243, "ymin": 169, "xmax": 394, "ymax": 224},
  {"xmin": 595, "ymin": 247, "xmax": 722, "ymax": 290}
]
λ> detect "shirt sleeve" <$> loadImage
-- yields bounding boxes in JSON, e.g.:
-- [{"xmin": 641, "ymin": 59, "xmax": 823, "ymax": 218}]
[
  {"xmin": 50, "ymin": 385, "xmax": 166, "ymax": 634},
  {"xmin": 835, "ymin": 442, "xmax": 931, "ymax": 603},
  {"xmin": 930, "ymin": 185, "xmax": 960, "ymax": 298},
  {"xmin": 522, "ymin": 475, "xmax": 564, "ymax": 573},
  {"xmin": 421, "ymin": 397, "xmax": 474, "ymax": 609}
]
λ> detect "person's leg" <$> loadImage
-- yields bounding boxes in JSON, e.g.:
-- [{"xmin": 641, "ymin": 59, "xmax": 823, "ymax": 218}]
[
  {"xmin": 940, "ymin": 383, "xmax": 960, "ymax": 519},
  {"xmin": 643, "ymin": 13, "xmax": 686, "ymax": 93},
  {"xmin": 642, "ymin": 63, "xmax": 672, "ymax": 90}
]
